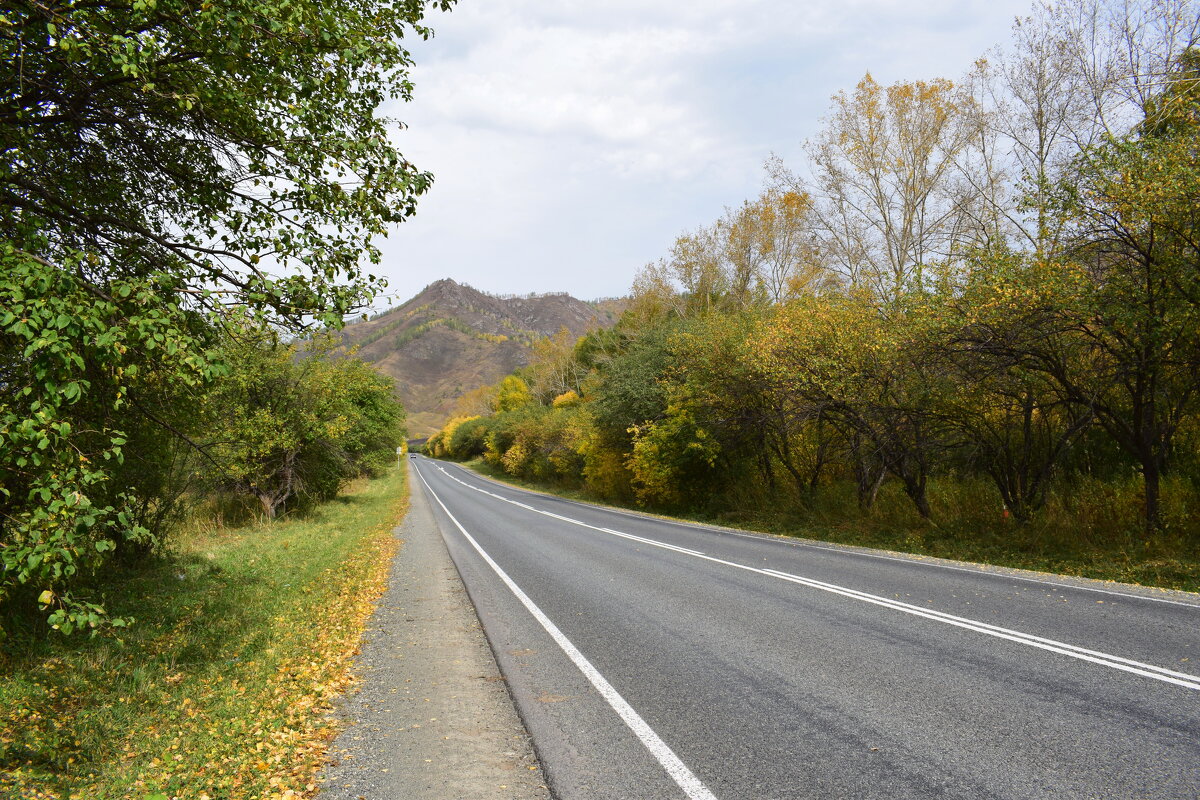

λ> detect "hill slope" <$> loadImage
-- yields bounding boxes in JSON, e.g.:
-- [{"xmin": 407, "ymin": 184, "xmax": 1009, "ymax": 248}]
[{"xmin": 340, "ymin": 279, "xmax": 622, "ymax": 436}]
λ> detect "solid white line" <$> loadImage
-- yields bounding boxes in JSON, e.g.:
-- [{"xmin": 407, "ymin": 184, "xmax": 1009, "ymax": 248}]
[
  {"xmin": 761, "ymin": 569, "xmax": 1200, "ymax": 691},
  {"xmin": 425, "ymin": 462, "xmax": 1200, "ymax": 692},
  {"xmin": 780, "ymin": 542, "xmax": 1200, "ymax": 608},
  {"xmin": 598, "ymin": 527, "xmax": 706, "ymax": 556},
  {"xmin": 434, "ymin": 460, "xmax": 1200, "ymax": 610},
  {"xmin": 414, "ymin": 466, "xmax": 718, "ymax": 800},
  {"xmin": 435, "ymin": 466, "xmax": 705, "ymax": 557}
]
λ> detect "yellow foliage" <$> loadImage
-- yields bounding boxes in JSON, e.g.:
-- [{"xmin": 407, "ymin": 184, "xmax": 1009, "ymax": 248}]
[
  {"xmin": 552, "ymin": 390, "xmax": 581, "ymax": 408},
  {"xmin": 501, "ymin": 441, "xmax": 530, "ymax": 475},
  {"xmin": 578, "ymin": 435, "xmax": 631, "ymax": 501},
  {"xmin": 427, "ymin": 415, "xmax": 480, "ymax": 458}
]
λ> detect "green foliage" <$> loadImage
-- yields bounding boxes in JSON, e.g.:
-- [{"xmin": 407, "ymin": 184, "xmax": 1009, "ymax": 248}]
[
  {"xmin": 0, "ymin": 470, "xmax": 408, "ymax": 799},
  {"xmin": 0, "ymin": 274, "xmax": 404, "ymax": 635},
  {"xmin": 447, "ymin": 416, "xmax": 492, "ymax": 459},
  {"xmin": 627, "ymin": 403, "xmax": 721, "ymax": 507},
  {"xmin": 947, "ymin": 60, "xmax": 1200, "ymax": 531},
  {"xmin": 425, "ymin": 415, "xmax": 479, "ymax": 459},
  {"xmin": 0, "ymin": 254, "xmax": 213, "ymax": 635},
  {"xmin": 199, "ymin": 324, "xmax": 405, "ymax": 519},
  {"xmin": 1, "ymin": 0, "xmax": 447, "ymax": 633},
  {"xmin": 494, "ymin": 376, "xmax": 533, "ymax": 414},
  {"xmin": 587, "ymin": 324, "xmax": 674, "ymax": 445},
  {"xmin": 1, "ymin": 0, "xmax": 451, "ymax": 322}
]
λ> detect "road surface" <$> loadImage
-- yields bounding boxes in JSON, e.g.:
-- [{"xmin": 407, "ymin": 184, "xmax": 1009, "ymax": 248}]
[{"xmin": 411, "ymin": 456, "xmax": 1200, "ymax": 800}]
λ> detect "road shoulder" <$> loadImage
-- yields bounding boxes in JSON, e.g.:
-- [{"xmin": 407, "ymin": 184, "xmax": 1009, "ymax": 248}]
[{"xmin": 318, "ymin": 462, "xmax": 550, "ymax": 800}]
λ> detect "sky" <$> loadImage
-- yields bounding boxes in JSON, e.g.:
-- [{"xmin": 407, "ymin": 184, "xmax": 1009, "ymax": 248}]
[{"xmin": 370, "ymin": 0, "xmax": 1034, "ymax": 308}]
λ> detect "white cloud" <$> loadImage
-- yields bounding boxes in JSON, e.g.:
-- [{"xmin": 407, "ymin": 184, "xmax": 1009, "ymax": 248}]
[
  {"xmin": 409, "ymin": 22, "xmax": 732, "ymax": 178},
  {"xmin": 370, "ymin": 0, "xmax": 1034, "ymax": 306}
]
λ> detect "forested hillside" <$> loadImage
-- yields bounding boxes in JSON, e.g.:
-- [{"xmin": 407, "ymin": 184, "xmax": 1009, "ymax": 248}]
[
  {"xmin": 429, "ymin": 0, "xmax": 1200, "ymax": 585},
  {"xmin": 337, "ymin": 278, "xmax": 622, "ymax": 436}
]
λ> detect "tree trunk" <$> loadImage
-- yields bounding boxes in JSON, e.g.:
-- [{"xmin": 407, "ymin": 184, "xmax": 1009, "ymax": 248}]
[
  {"xmin": 257, "ymin": 491, "xmax": 277, "ymax": 520},
  {"xmin": 1141, "ymin": 449, "xmax": 1162, "ymax": 534},
  {"xmin": 902, "ymin": 473, "xmax": 932, "ymax": 519},
  {"xmin": 851, "ymin": 433, "xmax": 882, "ymax": 509},
  {"xmin": 856, "ymin": 457, "xmax": 887, "ymax": 510},
  {"xmin": 808, "ymin": 417, "xmax": 831, "ymax": 493}
]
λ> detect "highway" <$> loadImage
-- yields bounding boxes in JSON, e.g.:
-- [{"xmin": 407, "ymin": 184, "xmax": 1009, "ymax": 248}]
[{"xmin": 410, "ymin": 456, "xmax": 1200, "ymax": 800}]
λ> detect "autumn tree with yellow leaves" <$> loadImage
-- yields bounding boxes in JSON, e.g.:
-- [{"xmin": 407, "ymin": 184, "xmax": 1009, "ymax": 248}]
[{"xmin": 431, "ymin": 0, "xmax": 1200, "ymax": 550}]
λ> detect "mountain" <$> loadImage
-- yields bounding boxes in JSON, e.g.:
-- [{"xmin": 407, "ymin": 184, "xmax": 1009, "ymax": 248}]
[{"xmin": 339, "ymin": 279, "xmax": 624, "ymax": 436}]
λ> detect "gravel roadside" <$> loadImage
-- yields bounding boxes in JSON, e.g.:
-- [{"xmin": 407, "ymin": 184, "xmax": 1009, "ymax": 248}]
[{"xmin": 318, "ymin": 462, "xmax": 551, "ymax": 800}]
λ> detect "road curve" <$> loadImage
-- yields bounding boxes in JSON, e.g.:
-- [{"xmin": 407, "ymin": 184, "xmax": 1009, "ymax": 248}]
[{"xmin": 410, "ymin": 455, "xmax": 1200, "ymax": 800}]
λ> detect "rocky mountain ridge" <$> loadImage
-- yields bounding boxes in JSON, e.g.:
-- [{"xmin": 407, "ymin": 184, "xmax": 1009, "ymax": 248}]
[{"xmin": 339, "ymin": 278, "xmax": 622, "ymax": 436}]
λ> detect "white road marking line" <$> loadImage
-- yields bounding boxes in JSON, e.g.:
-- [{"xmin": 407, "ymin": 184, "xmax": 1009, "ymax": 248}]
[
  {"xmin": 760, "ymin": 569, "xmax": 1200, "ymax": 691},
  {"xmin": 414, "ymin": 466, "xmax": 718, "ymax": 800},
  {"xmin": 599, "ymin": 528, "xmax": 705, "ymax": 557},
  {"xmin": 780, "ymin": 543, "xmax": 1200, "ymax": 609},
  {"xmin": 427, "ymin": 463, "xmax": 1200, "ymax": 692},
  {"xmin": 435, "ymin": 459, "xmax": 1200, "ymax": 610},
  {"xmin": 435, "ymin": 466, "xmax": 705, "ymax": 557}
]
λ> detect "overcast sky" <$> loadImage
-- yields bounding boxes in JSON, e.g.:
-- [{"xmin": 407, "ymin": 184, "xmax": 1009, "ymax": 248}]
[{"xmin": 370, "ymin": 0, "xmax": 1034, "ymax": 308}]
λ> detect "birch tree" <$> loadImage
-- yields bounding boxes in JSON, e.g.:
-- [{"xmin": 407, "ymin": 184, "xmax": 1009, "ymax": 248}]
[{"xmin": 801, "ymin": 74, "xmax": 987, "ymax": 300}]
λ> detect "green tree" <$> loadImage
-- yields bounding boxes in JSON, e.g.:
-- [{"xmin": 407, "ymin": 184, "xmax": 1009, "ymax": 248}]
[
  {"xmin": 627, "ymin": 402, "xmax": 721, "ymax": 508},
  {"xmin": 1, "ymin": 0, "xmax": 449, "ymax": 629},
  {"xmin": 1, "ymin": 0, "xmax": 449, "ymax": 318},
  {"xmin": 672, "ymin": 311, "xmax": 836, "ymax": 504},
  {"xmin": 494, "ymin": 376, "xmax": 533, "ymax": 414},
  {"xmin": 0, "ymin": 265, "xmax": 212, "ymax": 633},
  {"xmin": 757, "ymin": 291, "xmax": 958, "ymax": 518},
  {"xmin": 1060, "ymin": 137, "xmax": 1200, "ymax": 529},
  {"xmin": 201, "ymin": 327, "xmax": 405, "ymax": 519},
  {"xmin": 932, "ymin": 255, "xmax": 1094, "ymax": 522},
  {"xmin": 447, "ymin": 416, "xmax": 491, "ymax": 460}
]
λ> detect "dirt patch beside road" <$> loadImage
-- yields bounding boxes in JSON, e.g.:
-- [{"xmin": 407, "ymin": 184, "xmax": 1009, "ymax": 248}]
[{"xmin": 319, "ymin": 463, "xmax": 550, "ymax": 800}]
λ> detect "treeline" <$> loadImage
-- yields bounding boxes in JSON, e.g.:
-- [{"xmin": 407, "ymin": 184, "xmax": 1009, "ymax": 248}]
[
  {"xmin": 0, "ymin": 294, "xmax": 406, "ymax": 635},
  {"xmin": 1, "ymin": 0, "xmax": 443, "ymax": 635},
  {"xmin": 429, "ymin": 0, "xmax": 1200, "ymax": 550}
]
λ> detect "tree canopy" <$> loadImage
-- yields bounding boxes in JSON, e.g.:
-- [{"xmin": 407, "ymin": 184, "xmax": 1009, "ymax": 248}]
[
  {"xmin": 2, "ymin": 0, "xmax": 451, "ymax": 319},
  {"xmin": 2, "ymin": 0, "xmax": 447, "ymax": 634}
]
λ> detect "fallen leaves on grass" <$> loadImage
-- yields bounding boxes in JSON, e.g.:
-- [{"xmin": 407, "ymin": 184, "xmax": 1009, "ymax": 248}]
[{"xmin": 1, "ymin": 474, "xmax": 405, "ymax": 800}]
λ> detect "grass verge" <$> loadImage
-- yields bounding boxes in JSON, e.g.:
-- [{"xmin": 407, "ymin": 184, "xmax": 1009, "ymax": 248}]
[
  {"xmin": 1, "ymin": 468, "xmax": 407, "ymax": 800},
  {"xmin": 459, "ymin": 459, "xmax": 1200, "ymax": 594}
]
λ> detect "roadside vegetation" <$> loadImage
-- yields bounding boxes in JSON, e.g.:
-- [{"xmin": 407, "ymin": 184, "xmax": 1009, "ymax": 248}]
[
  {"xmin": 1, "ymin": 0, "xmax": 444, "ymax": 632},
  {"xmin": 428, "ymin": 0, "xmax": 1200, "ymax": 593},
  {"xmin": 0, "ymin": 469, "xmax": 406, "ymax": 800},
  {"xmin": 2, "ymin": 0, "xmax": 439, "ymax": 793}
]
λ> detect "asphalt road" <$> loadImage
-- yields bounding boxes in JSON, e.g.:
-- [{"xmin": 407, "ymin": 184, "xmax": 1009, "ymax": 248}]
[{"xmin": 410, "ymin": 455, "xmax": 1200, "ymax": 800}]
